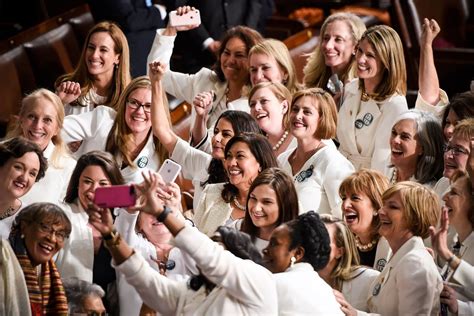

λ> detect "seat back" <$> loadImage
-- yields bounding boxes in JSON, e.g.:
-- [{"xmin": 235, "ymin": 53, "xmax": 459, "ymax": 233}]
[
  {"xmin": 69, "ymin": 11, "xmax": 95, "ymax": 48},
  {"xmin": 284, "ymin": 28, "xmax": 320, "ymax": 83}
]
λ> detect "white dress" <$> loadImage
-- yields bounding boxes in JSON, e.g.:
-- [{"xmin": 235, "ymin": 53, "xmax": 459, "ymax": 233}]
[
  {"xmin": 64, "ymin": 89, "xmax": 108, "ymax": 116},
  {"xmin": 20, "ymin": 141, "xmax": 76, "ymax": 205},
  {"xmin": 278, "ymin": 145, "xmax": 355, "ymax": 217},
  {"xmin": 146, "ymin": 29, "xmax": 250, "ymax": 129},
  {"xmin": 61, "ymin": 106, "xmax": 162, "ymax": 183},
  {"xmin": 337, "ymin": 79, "xmax": 408, "ymax": 172}
]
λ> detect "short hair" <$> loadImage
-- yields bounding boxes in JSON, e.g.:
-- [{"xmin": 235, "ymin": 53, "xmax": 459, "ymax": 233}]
[
  {"xmin": 249, "ymin": 39, "xmax": 298, "ymax": 93},
  {"xmin": 392, "ymin": 110, "xmax": 444, "ymax": 184},
  {"xmin": 221, "ymin": 133, "xmax": 278, "ymax": 203},
  {"xmin": 286, "ymin": 211, "xmax": 331, "ymax": 271},
  {"xmin": 217, "ymin": 226, "xmax": 263, "ymax": 264},
  {"xmin": 303, "ymin": 12, "xmax": 366, "ymax": 89},
  {"xmin": 10, "ymin": 202, "xmax": 72, "ymax": 237},
  {"xmin": 382, "ymin": 181, "xmax": 440, "ymax": 238},
  {"xmin": 358, "ymin": 25, "xmax": 407, "ymax": 100},
  {"xmin": 320, "ymin": 215, "xmax": 361, "ymax": 290},
  {"xmin": 291, "ymin": 87, "xmax": 338, "ymax": 139},
  {"xmin": 339, "ymin": 169, "xmax": 389, "ymax": 234},
  {"xmin": 63, "ymin": 278, "xmax": 105, "ymax": 314},
  {"xmin": 6, "ymin": 88, "xmax": 69, "ymax": 169},
  {"xmin": 441, "ymin": 91, "xmax": 474, "ymax": 135},
  {"xmin": 0, "ymin": 137, "xmax": 48, "ymax": 182},
  {"xmin": 241, "ymin": 168, "xmax": 299, "ymax": 238},
  {"xmin": 452, "ymin": 118, "xmax": 474, "ymax": 141},
  {"xmin": 450, "ymin": 171, "xmax": 474, "ymax": 227},
  {"xmin": 55, "ymin": 21, "xmax": 131, "ymax": 109},
  {"xmin": 64, "ymin": 151, "xmax": 124, "ymax": 204},
  {"xmin": 248, "ymin": 81, "xmax": 292, "ymax": 129},
  {"xmin": 213, "ymin": 26, "xmax": 263, "ymax": 83}
]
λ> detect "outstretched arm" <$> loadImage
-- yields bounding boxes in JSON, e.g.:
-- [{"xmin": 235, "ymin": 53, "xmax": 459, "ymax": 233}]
[{"xmin": 419, "ymin": 18, "xmax": 441, "ymax": 105}]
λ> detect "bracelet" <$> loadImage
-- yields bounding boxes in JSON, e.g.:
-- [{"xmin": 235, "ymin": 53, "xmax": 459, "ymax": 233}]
[
  {"xmin": 103, "ymin": 231, "xmax": 122, "ymax": 249},
  {"xmin": 103, "ymin": 229, "xmax": 117, "ymax": 241},
  {"xmin": 447, "ymin": 254, "xmax": 457, "ymax": 264},
  {"xmin": 157, "ymin": 206, "xmax": 172, "ymax": 222}
]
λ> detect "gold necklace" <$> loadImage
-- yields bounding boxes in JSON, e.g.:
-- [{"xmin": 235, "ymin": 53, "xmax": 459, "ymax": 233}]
[{"xmin": 0, "ymin": 205, "xmax": 18, "ymax": 220}]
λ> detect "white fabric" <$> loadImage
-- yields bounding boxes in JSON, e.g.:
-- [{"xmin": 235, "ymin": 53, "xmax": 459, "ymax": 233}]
[
  {"xmin": 414, "ymin": 89, "xmax": 449, "ymax": 115},
  {"xmin": 146, "ymin": 29, "xmax": 250, "ymax": 129},
  {"xmin": 61, "ymin": 106, "xmax": 162, "ymax": 183},
  {"xmin": 193, "ymin": 183, "xmax": 232, "ymax": 236},
  {"xmin": 0, "ymin": 203, "xmax": 28, "ymax": 240},
  {"xmin": 64, "ymin": 89, "xmax": 108, "ymax": 116},
  {"xmin": 341, "ymin": 267, "xmax": 380, "ymax": 311},
  {"xmin": 55, "ymin": 200, "xmax": 94, "ymax": 282},
  {"xmin": 275, "ymin": 262, "xmax": 343, "ymax": 315},
  {"xmin": 337, "ymin": 79, "xmax": 408, "ymax": 172},
  {"xmin": 20, "ymin": 141, "xmax": 76, "ymax": 205},
  {"xmin": 278, "ymin": 145, "xmax": 354, "ymax": 217},
  {"xmin": 447, "ymin": 232, "xmax": 474, "ymax": 302},
  {"xmin": 171, "ymin": 137, "xmax": 212, "ymax": 210},
  {"xmin": 230, "ymin": 219, "xmax": 268, "ymax": 253},
  {"xmin": 372, "ymin": 237, "xmax": 392, "ymax": 272},
  {"xmin": 115, "ymin": 226, "xmax": 278, "ymax": 315}
]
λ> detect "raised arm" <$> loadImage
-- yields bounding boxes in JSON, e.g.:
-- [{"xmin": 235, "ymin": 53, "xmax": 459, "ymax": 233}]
[
  {"xmin": 190, "ymin": 91, "xmax": 214, "ymax": 146},
  {"xmin": 418, "ymin": 18, "xmax": 441, "ymax": 105}
]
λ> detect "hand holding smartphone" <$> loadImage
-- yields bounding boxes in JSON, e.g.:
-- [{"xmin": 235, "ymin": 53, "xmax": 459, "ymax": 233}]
[
  {"xmin": 94, "ymin": 185, "xmax": 136, "ymax": 209},
  {"xmin": 158, "ymin": 159, "xmax": 182, "ymax": 183},
  {"xmin": 169, "ymin": 9, "xmax": 201, "ymax": 27}
]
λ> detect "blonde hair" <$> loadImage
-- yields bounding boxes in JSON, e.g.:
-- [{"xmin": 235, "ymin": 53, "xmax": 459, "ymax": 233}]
[
  {"xmin": 248, "ymin": 81, "xmax": 292, "ymax": 129},
  {"xmin": 249, "ymin": 39, "xmax": 299, "ymax": 93},
  {"xmin": 55, "ymin": 21, "xmax": 131, "ymax": 110},
  {"xmin": 382, "ymin": 181, "xmax": 440, "ymax": 239},
  {"xmin": 303, "ymin": 12, "xmax": 366, "ymax": 89},
  {"xmin": 358, "ymin": 25, "xmax": 407, "ymax": 100},
  {"xmin": 291, "ymin": 87, "xmax": 337, "ymax": 139},
  {"xmin": 105, "ymin": 76, "xmax": 170, "ymax": 167},
  {"xmin": 452, "ymin": 118, "xmax": 474, "ymax": 141},
  {"xmin": 320, "ymin": 215, "xmax": 361, "ymax": 291},
  {"xmin": 7, "ymin": 88, "xmax": 70, "ymax": 168}
]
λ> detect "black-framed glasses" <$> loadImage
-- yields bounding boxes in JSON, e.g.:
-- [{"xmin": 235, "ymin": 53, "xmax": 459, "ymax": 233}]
[
  {"xmin": 37, "ymin": 222, "xmax": 68, "ymax": 242},
  {"xmin": 443, "ymin": 144, "xmax": 469, "ymax": 157},
  {"xmin": 127, "ymin": 99, "xmax": 151, "ymax": 113}
]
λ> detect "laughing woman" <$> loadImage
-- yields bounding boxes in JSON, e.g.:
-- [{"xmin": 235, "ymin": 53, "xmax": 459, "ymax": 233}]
[
  {"xmin": 61, "ymin": 76, "xmax": 169, "ymax": 183},
  {"xmin": 278, "ymin": 88, "xmax": 354, "ymax": 216}
]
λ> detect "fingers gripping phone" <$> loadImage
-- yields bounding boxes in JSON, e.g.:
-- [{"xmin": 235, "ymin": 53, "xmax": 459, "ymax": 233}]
[
  {"xmin": 158, "ymin": 159, "xmax": 182, "ymax": 183},
  {"xmin": 169, "ymin": 9, "xmax": 201, "ymax": 27},
  {"xmin": 94, "ymin": 185, "xmax": 136, "ymax": 208}
]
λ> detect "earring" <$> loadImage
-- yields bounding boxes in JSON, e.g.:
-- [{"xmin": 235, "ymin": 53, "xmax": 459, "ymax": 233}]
[
  {"xmin": 290, "ymin": 256, "xmax": 296, "ymax": 268},
  {"xmin": 258, "ymin": 167, "xmax": 262, "ymax": 173},
  {"xmin": 373, "ymin": 210, "xmax": 378, "ymax": 216},
  {"xmin": 114, "ymin": 63, "xmax": 119, "ymax": 69},
  {"xmin": 21, "ymin": 234, "xmax": 24, "ymax": 239}
]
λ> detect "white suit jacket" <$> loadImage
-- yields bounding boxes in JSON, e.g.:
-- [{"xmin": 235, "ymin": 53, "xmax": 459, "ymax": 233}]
[{"xmin": 342, "ymin": 267, "xmax": 380, "ymax": 311}]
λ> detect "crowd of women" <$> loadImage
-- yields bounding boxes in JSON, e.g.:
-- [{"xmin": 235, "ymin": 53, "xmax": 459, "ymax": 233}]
[{"xmin": 1, "ymin": 4, "xmax": 474, "ymax": 315}]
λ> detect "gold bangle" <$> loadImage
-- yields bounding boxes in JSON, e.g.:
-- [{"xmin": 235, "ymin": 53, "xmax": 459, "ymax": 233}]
[{"xmin": 104, "ymin": 231, "xmax": 122, "ymax": 249}]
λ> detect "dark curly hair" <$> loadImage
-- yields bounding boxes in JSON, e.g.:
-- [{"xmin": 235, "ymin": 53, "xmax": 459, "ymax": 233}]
[
  {"xmin": 286, "ymin": 211, "xmax": 331, "ymax": 271},
  {"xmin": 204, "ymin": 111, "xmax": 262, "ymax": 187},
  {"xmin": 0, "ymin": 137, "xmax": 48, "ymax": 182}
]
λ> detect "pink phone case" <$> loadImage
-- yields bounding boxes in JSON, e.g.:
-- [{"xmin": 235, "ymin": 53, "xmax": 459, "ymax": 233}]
[
  {"xmin": 94, "ymin": 185, "xmax": 136, "ymax": 208},
  {"xmin": 169, "ymin": 10, "xmax": 201, "ymax": 27}
]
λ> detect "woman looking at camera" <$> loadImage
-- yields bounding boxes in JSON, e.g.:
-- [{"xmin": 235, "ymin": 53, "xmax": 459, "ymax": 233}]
[
  {"xmin": 55, "ymin": 21, "xmax": 130, "ymax": 116},
  {"xmin": 278, "ymin": 87, "xmax": 354, "ymax": 216},
  {"xmin": 0, "ymin": 138, "xmax": 47, "ymax": 239}
]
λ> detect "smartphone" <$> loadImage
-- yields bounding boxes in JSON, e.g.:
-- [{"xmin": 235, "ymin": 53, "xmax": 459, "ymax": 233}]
[
  {"xmin": 158, "ymin": 159, "xmax": 182, "ymax": 183},
  {"xmin": 94, "ymin": 185, "xmax": 136, "ymax": 208},
  {"xmin": 169, "ymin": 10, "xmax": 201, "ymax": 27}
]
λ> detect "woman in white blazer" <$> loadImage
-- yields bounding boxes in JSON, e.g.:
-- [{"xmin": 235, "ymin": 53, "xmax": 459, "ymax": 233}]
[
  {"xmin": 278, "ymin": 88, "xmax": 354, "ymax": 216},
  {"xmin": 61, "ymin": 76, "xmax": 169, "ymax": 184},
  {"xmin": 6, "ymin": 89, "xmax": 76, "ymax": 205},
  {"xmin": 147, "ymin": 6, "xmax": 263, "ymax": 133},
  {"xmin": 336, "ymin": 182, "xmax": 443, "ymax": 315},
  {"xmin": 319, "ymin": 216, "xmax": 380, "ymax": 311},
  {"xmin": 337, "ymin": 25, "xmax": 408, "ymax": 172},
  {"xmin": 430, "ymin": 171, "xmax": 474, "ymax": 315},
  {"xmin": 338, "ymin": 169, "xmax": 391, "ymax": 271}
]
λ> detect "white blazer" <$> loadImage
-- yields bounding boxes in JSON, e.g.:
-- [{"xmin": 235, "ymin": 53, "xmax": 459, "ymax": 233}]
[
  {"xmin": 337, "ymin": 80, "xmax": 408, "ymax": 172},
  {"xmin": 342, "ymin": 267, "xmax": 380, "ymax": 311},
  {"xmin": 147, "ymin": 29, "xmax": 250, "ymax": 130},
  {"xmin": 358, "ymin": 236, "xmax": 443, "ymax": 315}
]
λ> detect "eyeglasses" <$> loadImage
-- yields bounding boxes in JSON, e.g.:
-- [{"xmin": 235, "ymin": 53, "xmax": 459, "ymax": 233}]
[
  {"xmin": 37, "ymin": 222, "xmax": 68, "ymax": 242},
  {"xmin": 443, "ymin": 144, "xmax": 469, "ymax": 157},
  {"xmin": 127, "ymin": 99, "xmax": 151, "ymax": 113}
]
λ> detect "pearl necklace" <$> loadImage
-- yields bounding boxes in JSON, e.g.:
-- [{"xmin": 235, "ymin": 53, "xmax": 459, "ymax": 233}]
[
  {"xmin": 355, "ymin": 235, "xmax": 379, "ymax": 252},
  {"xmin": 390, "ymin": 168, "xmax": 398, "ymax": 185},
  {"xmin": 232, "ymin": 197, "xmax": 246, "ymax": 211},
  {"xmin": 272, "ymin": 131, "xmax": 289, "ymax": 152}
]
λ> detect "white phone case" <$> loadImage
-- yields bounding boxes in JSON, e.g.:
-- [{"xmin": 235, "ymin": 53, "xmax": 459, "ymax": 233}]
[
  {"xmin": 169, "ymin": 10, "xmax": 201, "ymax": 27},
  {"xmin": 158, "ymin": 159, "xmax": 182, "ymax": 183}
]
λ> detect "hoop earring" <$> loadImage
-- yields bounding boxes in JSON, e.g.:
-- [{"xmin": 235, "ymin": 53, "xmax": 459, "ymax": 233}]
[{"xmin": 290, "ymin": 256, "xmax": 296, "ymax": 268}]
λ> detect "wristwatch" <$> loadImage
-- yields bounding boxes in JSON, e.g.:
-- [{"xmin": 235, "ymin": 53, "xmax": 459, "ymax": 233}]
[{"xmin": 157, "ymin": 205, "xmax": 172, "ymax": 222}]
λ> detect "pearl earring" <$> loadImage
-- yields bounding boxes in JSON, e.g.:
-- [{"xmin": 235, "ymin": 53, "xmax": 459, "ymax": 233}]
[
  {"xmin": 373, "ymin": 210, "xmax": 378, "ymax": 216},
  {"xmin": 290, "ymin": 256, "xmax": 296, "ymax": 268}
]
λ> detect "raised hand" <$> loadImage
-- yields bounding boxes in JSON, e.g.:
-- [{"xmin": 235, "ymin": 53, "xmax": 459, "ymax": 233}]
[
  {"xmin": 149, "ymin": 61, "xmax": 167, "ymax": 84},
  {"xmin": 57, "ymin": 81, "xmax": 81, "ymax": 104},
  {"xmin": 429, "ymin": 208, "xmax": 452, "ymax": 261},
  {"xmin": 131, "ymin": 171, "xmax": 166, "ymax": 216},
  {"xmin": 193, "ymin": 90, "xmax": 215, "ymax": 118},
  {"xmin": 421, "ymin": 18, "xmax": 440, "ymax": 47},
  {"xmin": 164, "ymin": 6, "xmax": 201, "ymax": 36},
  {"xmin": 87, "ymin": 203, "xmax": 114, "ymax": 235}
]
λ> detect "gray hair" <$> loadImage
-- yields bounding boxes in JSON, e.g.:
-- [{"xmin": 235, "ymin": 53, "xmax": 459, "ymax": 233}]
[
  {"xmin": 392, "ymin": 110, "xmax": 444, "ymax": 184},
  {"xmin": 62, "ymin": 278, "xmax": 105, "ymax": 313}
]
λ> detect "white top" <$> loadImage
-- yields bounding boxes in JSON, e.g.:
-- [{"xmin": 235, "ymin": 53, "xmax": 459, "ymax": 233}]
[
  {"xmin": 341, "ymin": 267, "xmax": 380, "ymax": 311},
  {"xmin": 114, "ymin": 226, "xmax": 278, "ymax": 315},
  {"xmin": 230, "ymin": 219, "xmax": 268, "ymax": 253},
  {"xmin": 278, "ymin": 145, "xmax": 355, "ymax": 217},
  {"xmin": 61, "ymin": 106, "xmax": 162, "ymax": 183},
  {"xmin": 20, "ymin": 141, "xmax": 76, "ymax": 205},
  {"xmin": 0, "ymin": 203, "xmax": 28, "ymax": 240},
  {"xmin": 337, "ymin": 80, "xmax": 408, "ymax": 172},
  {"xmin": 359, "ymin": 236, "xmax": 443, "ymax": 315},
  {"xmin": 171, "ymin": 138, "xmax": 212, "ymax": 210},
  {"xmin": 64, "ymin": 89, "xmax": 108, "ymax": 116},
  {"xmin": 275, "ymin": 262, "xmax": 343, "ymax": 315},
  {"xmin": 147, "ymin": 29, "xmax": 250, "ymax": 129},
  {"xmin": 55, "ymin": 200, "xmax": 94, "ymax": 282}
]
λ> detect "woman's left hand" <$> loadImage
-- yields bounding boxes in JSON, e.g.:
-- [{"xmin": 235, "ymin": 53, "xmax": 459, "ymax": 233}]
[
  {"xmin": 333, "ymin": 290, "xmax": 357, "ymax": 316},
  {"xmin": 131, "ymin": 171, "xmax": 166, "ymax": 216},
  {"xmin": 156, "ymin": 181, "xmax": 182, "ymax": 213},
  {"xmin": 441, "ymin": 283, "xmax": 458, "ymax": 314},
  {"xmin": 87, "ymin": 203, "xmax": 114, "ymax": 236}
]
